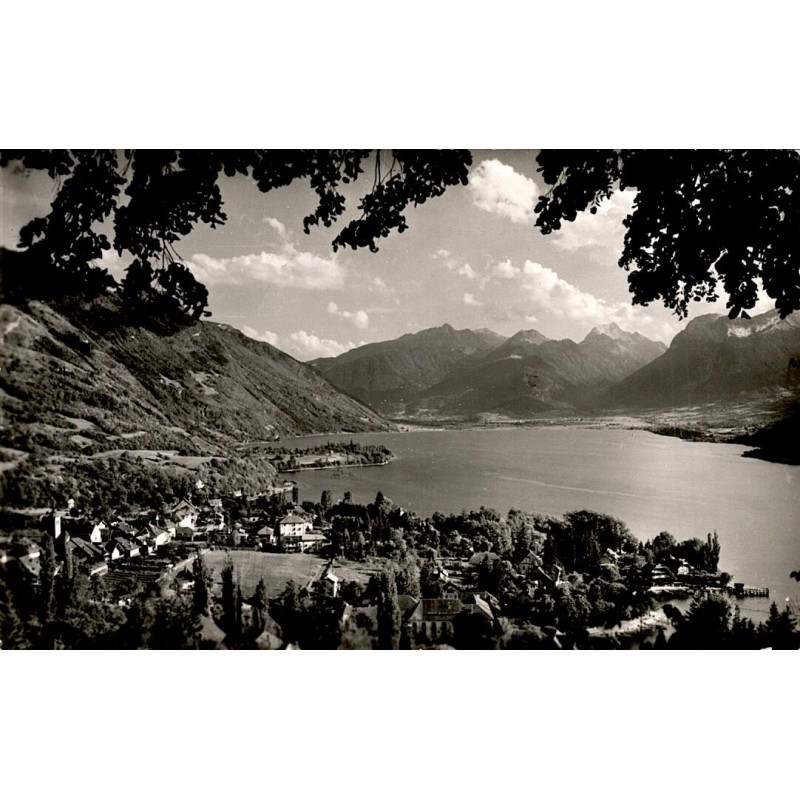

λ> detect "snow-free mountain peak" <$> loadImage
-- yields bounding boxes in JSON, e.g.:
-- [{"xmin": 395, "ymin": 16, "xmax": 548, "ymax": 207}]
[{"xmin": 585, "ymin": 322, "xmax": 628, "ymax": 341}]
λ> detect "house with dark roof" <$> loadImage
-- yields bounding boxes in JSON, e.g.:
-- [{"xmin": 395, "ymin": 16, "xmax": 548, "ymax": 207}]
[
  {"xmin": 406, "ymin": 595, "xmax": 463, "ymax": 643},
  {"xmin": 67, "ymin": 538, "xmax": 108, "ymax": 576},
  {"xmin": 107, "ymin": 536, "xmax": 140, "ymax": 561},
  {"xmin": 468, "ymin": 552, "xmax": 500, "ymax": 569},
  {"xmin": 460, "ymin": 593, "xmax": 495, "ymax": 620},
  {"xmin": 517, "ymin": 550, "xmax": 542, "ymax": 574},
  {"xmin": 256, "ymin": 525, "xmax": 278, "ymax": 545}
]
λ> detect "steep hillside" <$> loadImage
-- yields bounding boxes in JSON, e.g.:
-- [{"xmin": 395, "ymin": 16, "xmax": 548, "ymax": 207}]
[
  {"xmin": 309, "ymin": 323, "xmax": 506, "ymax": 408},
  {"xmin": 413, "ymin": 323, "xmax": 667, "ymax": 418},
  {"xmin": 601, "ymin": 311, "xmax": 800, "ymax": 410},
  {"xmin": 0, "ymin": 298, "xmax": 390, "ymax": 457}
]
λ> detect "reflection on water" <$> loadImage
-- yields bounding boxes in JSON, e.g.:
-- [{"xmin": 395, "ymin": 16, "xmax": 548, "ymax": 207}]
[{"xmin": 281, "ymin": 427, "xmax": 800, "ymax": 618}]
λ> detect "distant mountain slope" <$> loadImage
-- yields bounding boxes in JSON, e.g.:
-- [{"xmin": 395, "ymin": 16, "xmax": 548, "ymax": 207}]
[
  {"xmin": 601, "ymin": 311, "xmax": 800, "ymax": 409},
  {"xmin": 309, "ymin": 323, "xmax": 506, "ymax": 408},
  {"xmin": 0, "ymin": 297, "xmax": 390, "ymax": 459},
  {"xmin": 415, "ymin": 323, "xmax": 667, "ymax": 417}
]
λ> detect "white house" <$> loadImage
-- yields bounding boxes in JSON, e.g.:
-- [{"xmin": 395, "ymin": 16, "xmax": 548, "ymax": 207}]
[
  {"xmin": 168, "ymin": 499, "xmax": 199, "ymax": 530},
  {"xmin": 87, "ymin": 521, "xmax": 107, "ymax": 544},
  {"xmin": 278, "ymin": 514, "xmax": 313, "ymax": 539}
]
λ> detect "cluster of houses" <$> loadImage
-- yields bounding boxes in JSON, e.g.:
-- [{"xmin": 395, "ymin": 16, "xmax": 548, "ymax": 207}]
[{"xmin": 0, "ymin": 482, "xmax": 336, "ymax": 588}]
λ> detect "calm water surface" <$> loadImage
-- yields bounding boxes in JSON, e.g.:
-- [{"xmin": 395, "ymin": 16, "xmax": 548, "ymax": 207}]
[{"xmin": 281, "ymin": 427, "xmax": 800, "ymax": 614}]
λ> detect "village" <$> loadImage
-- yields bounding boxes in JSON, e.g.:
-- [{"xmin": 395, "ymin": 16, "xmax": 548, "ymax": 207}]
[{"xmin": 1, "ymin": 469, "xmax": 770, "ymax": 649}]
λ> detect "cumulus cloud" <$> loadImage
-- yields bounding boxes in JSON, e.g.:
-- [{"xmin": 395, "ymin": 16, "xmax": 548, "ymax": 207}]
[
  {"xmin": 493, "ymin": 259, "xmax": 521, "ymax": 279},
  {"xmin": 239, "ymin": 326, "xmax": 280, "ymax": 346},
  {"xmin": 433, "ymin": 249, "xmax": 478, "ymax": 281},
  {"xmin": 522, "ymin": 260, "xmax": 625, "ymax": 323},
  {"xmin": 286, "ymin": 330, "xmax": 356, "ymax": 360},
  {"xmin": 457, "ymin": 263, "xmax": 477, "ymax": 280},
  {"xmin": 188, "ymin": 220, "xmax": 345, "ymax": 290},
  {"xmin": 264, "ymin": 216, "xmax": 287, "ymax": 237},
  {"xmin": 328, "ymin": 301, "xmax": 370, "ymax": 329},
  {"xmin": 549, "ymin": 189, "xmax": 636, "ymax": 257},
  {"xmin": 463, "ymin": 292, "xmax": 483, "ymax": 307},
  {"xmin": 468, "ymin": 159, "xmax": 541, "ymax": 224},
  {"xmin": 518, "ymin": 259, "xmax": 683, "ymax": 340}
]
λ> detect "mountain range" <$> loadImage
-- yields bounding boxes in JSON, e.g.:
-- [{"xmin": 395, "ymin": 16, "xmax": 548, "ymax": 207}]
[
  {"xmin": 310, "ymin": 324, "xmax": 505, "ymax": 408},
  {"xmin": 311, "ymin": 321, "xmax": 667, "ymax": 417},
  {"xmin": 310, "ymin": 313, "xmax": 800, "ymax": 420},
  {"xmin": 601, "ymin": 311, "xmax": 800, "ymax": 409},
  {"xmin": 3, "ymin": 292, "xmax": 798, "ymax": 464}
]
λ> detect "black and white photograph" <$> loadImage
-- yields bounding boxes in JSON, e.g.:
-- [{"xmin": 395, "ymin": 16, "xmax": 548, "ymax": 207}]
[
  {"xmin": 2, "ymin": 6, "xmax": 798, "ymax": 799},
  {"xmin": 2, "ymin": 147, "xmax": 798, "ymax": 652}
]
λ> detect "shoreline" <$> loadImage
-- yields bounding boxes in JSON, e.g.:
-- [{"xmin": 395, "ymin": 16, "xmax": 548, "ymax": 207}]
[{"xmin": 278, "ymin": 455, "xmax": 396, "ymax": 474}]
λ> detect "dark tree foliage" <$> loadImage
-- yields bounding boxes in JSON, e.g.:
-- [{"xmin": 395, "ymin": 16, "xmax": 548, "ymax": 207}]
[
  {"xmin": 220, "ymin": 556, "xmax": 236, "ymax": 634},
  {"xmin": 4, "ymin": 149, "xmax": 800, "ymax": 321},
  {"xmin": 0, "ymin": 573, "xmax": 31, "ymax": 649},
  {"xmin": 251, "ymin": 577, "xmax": 269, "ymax": 637},
  {"xmin": 268, "ymin": 581, "xmax": 341, "ymax": 649},
  {"xmin": 0, "ymin": 149, "xmax": 472, "ymax": 318},
  {"xmin": 146, "ymin": 595, "xmax": 202, "ymax": 650},
  {"xmin": 666, "ymin": 596, "xmax": 799, "ymax": 650},
  {"xmin": 535, "ymin": 149, "xmax": 800, "ymax": 319},
  {"xmin": 376, "ymin": 567, "xmax": 401, "ymax": 650},
  {"xmin": 192, "ymin": 553, "xmax": 213, "ymax": 617},
  {"xmin": 38, "ymin": 533, "xmax": 57, "ymax": 647}
]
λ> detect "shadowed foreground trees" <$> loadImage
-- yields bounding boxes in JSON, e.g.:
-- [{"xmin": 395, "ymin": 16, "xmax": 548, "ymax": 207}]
[
  {"xmin": 3, "ymin": 149, "xmax": 800, "ymax": 321},
  {"xmin": 535, "ymin": 150, "xmax": 800, "ymax": 319},
  {"xmin": 664, "ymin": 595, "xmax": 800, "ymax": 649}
]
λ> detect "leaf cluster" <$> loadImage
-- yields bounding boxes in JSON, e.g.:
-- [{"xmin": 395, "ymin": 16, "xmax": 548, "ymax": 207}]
[
  {"xmin": 535, "ymin": 149, "xmax": 800, "ymax": 318},
  {"xmin": 1, "ymin": 149, "xmax": 472, "ymax": 319}
]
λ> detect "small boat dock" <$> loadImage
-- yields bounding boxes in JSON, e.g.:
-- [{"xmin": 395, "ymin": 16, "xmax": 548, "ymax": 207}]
[{"xmin": 730, "ymin": 582, "xmax": 769, "ymax": 598}]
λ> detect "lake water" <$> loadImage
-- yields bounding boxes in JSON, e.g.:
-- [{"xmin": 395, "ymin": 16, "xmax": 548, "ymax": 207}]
[{"xmin": 280, "ymin": 427, "xmax": 800, "ymax": 617}]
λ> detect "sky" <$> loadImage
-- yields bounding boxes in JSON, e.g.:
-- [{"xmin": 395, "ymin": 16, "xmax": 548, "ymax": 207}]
[{"xmin": 0, "ymin": 150, "xmax": 775, "ymax": 361}]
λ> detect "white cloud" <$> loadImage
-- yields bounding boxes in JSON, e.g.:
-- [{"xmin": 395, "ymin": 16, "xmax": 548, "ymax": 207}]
[
  {"xmin": 493, "ymin": 259, "xmax": 521, "ymax": 279},
  {"xmin": 518, "ymin": 259, "xmax": 681, "ymax": 342},
  {"xmin": 286, "ymin": 330, "xmax": 356, "ymax": 360},
  {"xmin": 434, "ymin": 250, "xmax": 478, "ymax": 281},
  {"xmin": 328, "ymin": 301, "xmax": 370, "ymax": 329},
  {"xmin": 264, "ymin": 216, "xmax": 286, "ymax": 237},
  {"xmin": 187, "ymin": 245, "xmax": 346, "ymax": 291},
  {"xmin": 549, "ymin": 189, "xmax": 636, "ymax": 257},
  {"xmin": 96, "ymin": 248, "xmax": 129, "ymax": 282},
  {"xmin": 239, "ymin": 326, "xmax": 280, "ymax": 346},
  {"xmin": 457, "ymin": 263, "xmax": 477, "ymax": 280},
  {"xmin": 463, "ymin": 292, "xmax": 483, "ymax": 307},
  {"xmin": 468, "ymin": 159, "xmax": 541, "ymax": 224}
]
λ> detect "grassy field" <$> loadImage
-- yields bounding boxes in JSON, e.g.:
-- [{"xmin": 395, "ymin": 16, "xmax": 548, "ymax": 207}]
[
  {"xmin": 203, "ymin": 551, "xmax": 324, "ymax": 597},
  {"xmin": 201, "ymin": 550, "xmax": 379, "ymax": 598}
]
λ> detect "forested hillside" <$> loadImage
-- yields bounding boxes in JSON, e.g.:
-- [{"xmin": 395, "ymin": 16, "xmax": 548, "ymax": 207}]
[{"xmin": 0, "ymin": 295, "xmax": 390, "ymax": 511}]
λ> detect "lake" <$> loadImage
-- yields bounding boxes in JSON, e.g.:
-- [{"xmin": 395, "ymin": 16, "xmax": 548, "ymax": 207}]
[{"xmin": 280, "ymin": 427, "xmax": 800, "ymax": 617}]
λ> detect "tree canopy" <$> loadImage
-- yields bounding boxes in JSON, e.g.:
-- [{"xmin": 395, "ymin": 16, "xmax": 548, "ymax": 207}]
[{"xmin": 2, "ymin": 148, "xmax": 799, "ymax": 321}]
